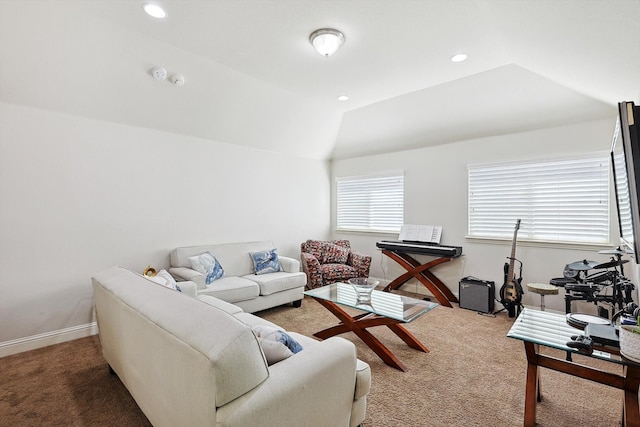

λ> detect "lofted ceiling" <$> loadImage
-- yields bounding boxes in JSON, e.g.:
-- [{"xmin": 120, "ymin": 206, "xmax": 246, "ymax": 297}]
[{"xmin": 0, "ymin": 0, "xmax": 638, "ymax": 159}]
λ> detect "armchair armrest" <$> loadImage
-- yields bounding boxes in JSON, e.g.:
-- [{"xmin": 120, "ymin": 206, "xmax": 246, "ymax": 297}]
[
  {"xmin": 218, "ymin": 337, "xmax": 362, "ymax": 427},
  {"xmin": 169, "ymin": 267, "xmax": 206, "ymax": 290},
  {"xmin": 278, "ymin": 256, "xmax": 300, "ymax": 273},
  {"xmin": 348, "ymin": 251, "xmax": 372, "ymax": 278},
  {"xmin": 300, "ymin": 252, "xmax": 322, "ymax": 289}
]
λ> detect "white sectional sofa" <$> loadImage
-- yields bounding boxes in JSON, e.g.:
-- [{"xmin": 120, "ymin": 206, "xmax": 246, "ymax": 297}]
[
  {"xmin": 92, "ymin": 266, "xmax": 371, "ymax": 427},
  {"xmin": 169, "ymin": 241, "xmax": 306, "ymax": 313}
]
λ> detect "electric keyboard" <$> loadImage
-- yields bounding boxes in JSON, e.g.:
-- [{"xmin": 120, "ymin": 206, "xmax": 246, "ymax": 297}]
[{"xmin": 376, "ymin": 240, "xmax": 463, "ymax": 258}]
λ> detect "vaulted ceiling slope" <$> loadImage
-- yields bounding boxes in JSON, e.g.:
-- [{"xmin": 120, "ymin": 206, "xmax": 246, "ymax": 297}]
[{"xmin": 0, "ymin": 0, "xmax": 638, "ymax": 160}]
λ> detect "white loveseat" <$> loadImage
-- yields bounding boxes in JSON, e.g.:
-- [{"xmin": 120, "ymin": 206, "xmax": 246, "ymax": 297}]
[
  {"xmin": 169, "ymin": 241, "xmax": 306, "ymax": 313},
  {"xmin": 92, "ymin": 266, "xmax": 371, "ymax": 427}
]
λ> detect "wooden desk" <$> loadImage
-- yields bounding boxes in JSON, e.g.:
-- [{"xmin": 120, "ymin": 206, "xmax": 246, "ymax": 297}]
[
  {"xmin": 508, "ymin": 309, "xmax": 640, "ymax": 427},
  {"xmin": 381, "ymin": 249, "xmax": 459, "ymax": 307}
]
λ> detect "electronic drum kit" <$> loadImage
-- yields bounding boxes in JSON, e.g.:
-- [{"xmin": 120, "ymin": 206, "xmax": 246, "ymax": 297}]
[
  {"xmin": 547, "ymin": 248, "xmax": 640, "ymax": 356},
  {"xmin": 551, "ymin": 248, "xmax": 636, "ymax": 327}
]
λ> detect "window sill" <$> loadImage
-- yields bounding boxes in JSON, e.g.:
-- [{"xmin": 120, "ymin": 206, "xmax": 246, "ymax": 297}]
[{"xmin": 465, "ymin": 235, "xmax": 613, "ymax": 251}]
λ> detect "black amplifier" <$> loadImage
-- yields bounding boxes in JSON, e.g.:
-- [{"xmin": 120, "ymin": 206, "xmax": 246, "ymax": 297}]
[{"xmin": 459, "ymin": 277, "xmax": 495, "ymax": 314}]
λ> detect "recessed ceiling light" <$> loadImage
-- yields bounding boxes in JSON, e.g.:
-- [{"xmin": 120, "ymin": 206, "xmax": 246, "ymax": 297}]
[
  {"xmin": 451, "ymin": 53, "xmax": 468, "ymax": 63},
  {"xmin": 337, "ymin": 95, "xmax": 350, "ymax": 101},
  {"xmin": 143, "ymin": 3, "xmax": 167, "ymax": 19}
]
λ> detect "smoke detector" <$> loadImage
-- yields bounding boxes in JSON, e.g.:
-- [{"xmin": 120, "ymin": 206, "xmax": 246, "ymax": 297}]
[
  {"xmin": 170, "ymin": 73, "xmax": 185, "ymax": 86},
  {"xmin": 151, "ymin": 66, "xmax": 167, "ymax": 81}
]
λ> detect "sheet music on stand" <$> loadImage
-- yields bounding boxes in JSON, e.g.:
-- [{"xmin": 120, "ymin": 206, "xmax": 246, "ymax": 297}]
[{"xmin": 398, "ymin": 224, "xmax": 443, "ymax": 244}]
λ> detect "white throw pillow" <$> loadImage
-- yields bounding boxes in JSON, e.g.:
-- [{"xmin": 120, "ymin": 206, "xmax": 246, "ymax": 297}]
[
  {"xmin": 257, "ymin": 338, "xmax": 293, "ymax": 365},
  {"xmin": 148, "ymin": 269, "xmax": 181, "ymax": 292}
]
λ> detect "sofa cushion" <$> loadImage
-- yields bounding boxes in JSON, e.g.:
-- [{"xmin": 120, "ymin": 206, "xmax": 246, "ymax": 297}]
[
  {"xmin": 197, "ymin": 276, "xmax": 259, "ymax": 303},
  {"xmin": 234, "ymin": 311, "xmax": 273, "ymax": 328},
  {"xmin": 188, "ymin": 252, "xmax": 224, "ymax": 284},
  {"xmin": 250, "ymin": 248, "xmax": 282, "ymax": 275},
  {"xmin": 302, "ymin": 239, "xmax": 324, "ymax": 261},
  {"xmin": 321, "ymin": 243, "xmax": 350, "ymax": 264},
  {"xmin": 242, "ymin": 271, "xmax": 306, "ymax": 296},
  {"xmin": 198, "ymin": 295, "xmax": 244, "ymax": 315},
  {"xmin": 302, "ymin": 240, "xmax": 352, "ymax": 264}
]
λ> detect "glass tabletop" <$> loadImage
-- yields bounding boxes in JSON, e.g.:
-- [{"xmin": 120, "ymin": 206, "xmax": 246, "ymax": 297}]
[
  {"xmin": 507, "ymin": 308, "xmax": 640, "ymax": 367},
  {"xmin": 304, "ymin": 283, "xmax": 438, "ymax": 322}
]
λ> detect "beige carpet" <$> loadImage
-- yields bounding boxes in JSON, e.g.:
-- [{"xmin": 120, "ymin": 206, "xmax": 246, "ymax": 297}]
[
  {"xmin": 0, "ymin": 296, "xmax": 630, "ymax": 426},
  {"xmin": 262, "ymin": 297, "xmax": 625, "ymax": 427}
]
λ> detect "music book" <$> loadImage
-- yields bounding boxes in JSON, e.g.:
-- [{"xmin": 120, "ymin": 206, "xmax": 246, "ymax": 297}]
[{"xmin": 398, "ymin": 224, "xmax": 442, "ymax": 244}]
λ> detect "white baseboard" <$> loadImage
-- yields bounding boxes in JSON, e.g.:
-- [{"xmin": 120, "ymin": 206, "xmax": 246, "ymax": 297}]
[{"xmin": 0, "ymin": 322, "xmax": 98, "ymax": 358}]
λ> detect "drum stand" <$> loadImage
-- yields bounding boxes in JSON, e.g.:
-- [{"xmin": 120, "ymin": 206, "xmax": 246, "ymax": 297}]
[{"xmin": 563, "ymin": 268, "xmax": 635, "ymax": 318}]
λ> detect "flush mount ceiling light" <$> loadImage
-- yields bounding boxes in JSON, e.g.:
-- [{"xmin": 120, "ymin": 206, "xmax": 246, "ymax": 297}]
[
  {"xmin": 309, "ymin": 28, "xmax": 345, "ymax": 57},
  {"xmin": 143, "ymin": 3, "xmax": 167, "ymax": 19},
  {"xmin": 451, "ymin": 53, "xmax": 468, "ymax": 63},
  {"xmin": 337, "ymin": 95, "xmax": 350, "ymax": 101}
]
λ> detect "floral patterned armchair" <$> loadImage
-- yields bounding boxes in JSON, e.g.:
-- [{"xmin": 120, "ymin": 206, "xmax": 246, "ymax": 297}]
[{"xmin": 300, "ymin": 239, "xmax": 372, "ymax": 289}]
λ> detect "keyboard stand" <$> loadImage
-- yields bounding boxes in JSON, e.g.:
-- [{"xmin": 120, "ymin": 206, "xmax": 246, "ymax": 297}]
[{"xmin": 381, "ymin": 249, "xmax": 459, "ymax": 308}]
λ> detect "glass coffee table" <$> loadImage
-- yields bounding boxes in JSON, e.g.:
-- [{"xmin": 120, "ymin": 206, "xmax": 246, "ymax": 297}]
[
  {"xmin": 304, "ymin": 283, "xmax": 438, "ymax": 371},
  {"xmin": 507, "ymin": 308, "xmax": 640, "ymax": 427}
]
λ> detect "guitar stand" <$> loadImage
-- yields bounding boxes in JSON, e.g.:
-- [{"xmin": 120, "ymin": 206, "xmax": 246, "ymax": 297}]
[{"xmin": 493, "ymin": 301, "xmax": 524, "ymax": 317}]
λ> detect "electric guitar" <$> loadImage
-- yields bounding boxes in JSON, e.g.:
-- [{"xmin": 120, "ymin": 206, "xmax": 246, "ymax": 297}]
[{"xmin": 499, "ymin": 219, "xmax": 524, "ymax": 318}]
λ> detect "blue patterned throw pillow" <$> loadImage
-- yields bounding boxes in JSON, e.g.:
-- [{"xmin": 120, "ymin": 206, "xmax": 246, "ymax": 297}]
[
  {"xmin": 188, "ymin": 252, "xmax": 224, "ymax": 285},
  {"xmin": 252, "ymin": 324, "xmax": 303, "ymax": 365},
  {"xmin": 250, "ymin": 248, "xmax": 282, "ymax": 275}
]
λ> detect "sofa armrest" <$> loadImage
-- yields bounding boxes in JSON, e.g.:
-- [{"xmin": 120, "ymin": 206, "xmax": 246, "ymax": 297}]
[
  {"xmin": 217, "ymin": 337, "xmax": 364, "ymax": 427},
  {"xmin": 169, "ymin": 267, "xmax": 206, "ymax": 289},
  {"xmin": 348, "ymin": 251, "xmax": 372, "ymax": 278},
  {"xmin": 278, "ymin": 256, "xmax": 300, "ymax": 273},
  {"xmin": 300, "ymin": 252, "xmax": 322, "ymax": 289},
  {"xmin": 177, "ymin": 280, "xmax": 198, "ymax": 298}
]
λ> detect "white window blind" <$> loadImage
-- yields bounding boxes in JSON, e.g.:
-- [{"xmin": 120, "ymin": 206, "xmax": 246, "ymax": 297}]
[
  {"xmin": 336, "ymin": 173, "xmax": 404, "ymax": 232},
  {"xmin": 468, "ymin": 157, "xmax": 609, "ymax": 244}
]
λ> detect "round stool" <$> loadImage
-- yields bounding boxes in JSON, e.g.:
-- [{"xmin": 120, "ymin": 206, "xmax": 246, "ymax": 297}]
[{"xmin": 526, "ymin": 283, "xmax": 559, "ymax": 311}]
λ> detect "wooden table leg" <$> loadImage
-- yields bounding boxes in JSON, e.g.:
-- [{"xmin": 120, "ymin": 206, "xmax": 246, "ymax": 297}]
[
  {"xmin": 349, "ymin": 322, "xmax": 408, "ymax": 372},
  {"xmin": 523, "ymin": 342, "xmax": 540, "ymax": 427},
  {"xmin": 310, "ymin": 298, "xmax": 431, "ymax": 371},
  {"xmin": 623, "ymin": 365, "xmax": 640, "ymax": 427}
]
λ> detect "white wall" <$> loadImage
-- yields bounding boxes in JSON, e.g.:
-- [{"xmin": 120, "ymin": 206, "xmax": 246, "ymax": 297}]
[
  {"xmin": 0, "ymin": 102, "xmax": 331, "ymax": 352},
  {"xmin": 333, "ymin": 118, "xmax": 639, "ymax": 314}
]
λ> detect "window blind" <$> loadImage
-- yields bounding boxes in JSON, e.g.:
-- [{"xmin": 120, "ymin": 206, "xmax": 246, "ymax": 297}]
[
  {"xmin": 336, "ymin": 173, "xmax": 404, "ymax": 232},
  {"xmin": 468, "ymin": 157, "xmax": 609, "ymax": 244}
]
